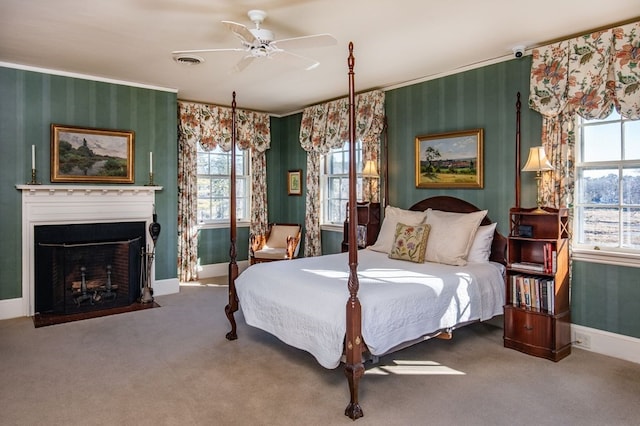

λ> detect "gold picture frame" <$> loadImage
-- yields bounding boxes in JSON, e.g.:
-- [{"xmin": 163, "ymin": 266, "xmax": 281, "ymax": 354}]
[
  {"xmin": 287, "ymin": 170, "xmax": 302, "ymax": 196},
  {"xmin": 415, "ymin": 128, "xmax": 483, "ymax": 189},
  {"xmin": 51, "ymin": 124, "xmax": 135, "ymax": 183}
]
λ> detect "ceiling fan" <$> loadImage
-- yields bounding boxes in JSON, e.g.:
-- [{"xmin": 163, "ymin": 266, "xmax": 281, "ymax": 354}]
[{"xmin": 172, "ymin": 10, "xmax": 337, "ymax": 73}]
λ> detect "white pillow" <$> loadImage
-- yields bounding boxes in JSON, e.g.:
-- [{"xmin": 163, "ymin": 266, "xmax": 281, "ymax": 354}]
[
  {"xmin": 368, "ymin": 205, "xmax": 428, "ymax": 253},
  {"xmin": 467, "ymin": 222, "xmax": 497, "ymax": 263},
  {"xmin": 424, "ymin": 209, "xmax": 487, "ymax": 266}
]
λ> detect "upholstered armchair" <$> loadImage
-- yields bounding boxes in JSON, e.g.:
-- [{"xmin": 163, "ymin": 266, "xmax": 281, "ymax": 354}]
[{"xmin": 249, "ymin": 223, "xmax": 302, "ymax": 265}]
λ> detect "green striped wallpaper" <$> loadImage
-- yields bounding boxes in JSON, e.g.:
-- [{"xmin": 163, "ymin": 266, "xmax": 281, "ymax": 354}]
[{"xmin": 0, "ymin": 66, "xmax": 178, "ymax": 299}]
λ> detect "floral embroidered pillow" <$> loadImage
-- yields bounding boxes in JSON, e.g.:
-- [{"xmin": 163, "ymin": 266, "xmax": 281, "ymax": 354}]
[{"xmin": 388, "ymin": 223, "xmax": 431, "ymax": 263}]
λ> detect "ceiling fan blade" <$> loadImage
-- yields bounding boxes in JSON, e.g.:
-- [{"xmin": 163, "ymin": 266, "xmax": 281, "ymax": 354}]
[
  {"xmin": 222, "ymin": 20, "xmax": 257, "ymax": 44},
  {"xmin": 277, "ymin": 50, "xmax": 321, "ymax": 71},
  {"xmin": 172, "ymin": 48, "xmax": 245, "ymax": 55},
  {"xmin": 231, "ymin": 55, "xmax": 255, "ymax": 74},
  {"xmin": 271, "ymin": 34, "xmax": 337, "ymax": 51}
]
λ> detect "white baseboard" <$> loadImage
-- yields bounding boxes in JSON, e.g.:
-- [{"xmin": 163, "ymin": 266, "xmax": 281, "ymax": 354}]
[
  {"xmin": 153, "ymin": 277, "xmax": 180, "ymax": 297},
  {"xmin": 572, "ymin": 324, "xmax": 640, "ymax": 365},
  {"xmin": 197, "ymin": 260, "xmax": 249, "ymax": 280},
  {"xmin": 0, "ymin": 297, "xmax": 23, "ymax": 321}
]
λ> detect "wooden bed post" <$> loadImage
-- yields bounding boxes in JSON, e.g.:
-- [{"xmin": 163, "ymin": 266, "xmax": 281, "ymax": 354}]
[
  {"xmin": 344, "ymin": 41, "xmax": 365, "ymax": 421},
  {"xmin": 515, "ymin": 92, "xmax": 521, "ymax": 209},
  {"xmin": 225, "ymin": 91, "xmax": 239, "ymax": 341}
]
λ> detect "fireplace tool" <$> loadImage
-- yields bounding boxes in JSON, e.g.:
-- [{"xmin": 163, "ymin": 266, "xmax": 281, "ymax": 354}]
[{"xmin": 140, "ymin": 209, "xmax": 161, "ymax": 304}]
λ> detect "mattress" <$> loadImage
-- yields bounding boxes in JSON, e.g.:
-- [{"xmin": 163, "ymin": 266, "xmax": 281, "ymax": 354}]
[{"xmin": 235, "ymin": 249, "xmax": 505, "ymax": 368}]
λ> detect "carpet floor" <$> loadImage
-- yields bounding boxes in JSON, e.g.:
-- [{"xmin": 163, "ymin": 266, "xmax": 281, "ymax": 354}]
[{"xmin": 1, "ymin": 283, "xmax": 639, "ymax": 425}]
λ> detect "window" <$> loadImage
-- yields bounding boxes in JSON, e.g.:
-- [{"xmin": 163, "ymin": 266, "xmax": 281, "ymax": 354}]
[
  {"xmin": 575, "ymin": 109, "xmax": 640, "ymax": 253},
  {"xmin": 321, "ymin": 140, "xmax": 364, "ymax": 226},
  {"xmin": 197, "ymin": 143, "xmax": 250, "ymax": 225}
]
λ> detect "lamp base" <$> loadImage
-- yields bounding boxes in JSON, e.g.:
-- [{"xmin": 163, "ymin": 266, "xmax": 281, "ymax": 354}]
[{"xmin": 532, "ymin": 206, "xmax": 547, "ymax": 214}]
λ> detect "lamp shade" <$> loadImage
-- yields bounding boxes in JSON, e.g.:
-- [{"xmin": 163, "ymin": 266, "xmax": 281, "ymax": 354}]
[
  {"xmin": 362, "ymin": 160, "xmax": 379, "ymax": 177},
  {"xmin": 522, "ymin": 146, "xmax": 553, "ymax": 172}
]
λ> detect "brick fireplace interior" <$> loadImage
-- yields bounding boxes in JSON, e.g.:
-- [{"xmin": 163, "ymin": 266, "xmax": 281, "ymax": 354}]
[{"xmin": 34, "ymin": 222, "xmax": 145, "ymax": 317}]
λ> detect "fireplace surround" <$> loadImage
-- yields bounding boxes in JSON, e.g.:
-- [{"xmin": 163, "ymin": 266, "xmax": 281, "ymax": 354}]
[{"xmin": 17, "ymin": 184, "xmax": 162, "ymax": 317}]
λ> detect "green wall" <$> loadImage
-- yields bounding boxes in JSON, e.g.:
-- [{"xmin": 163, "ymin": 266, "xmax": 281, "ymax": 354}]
[
  {"xmin": 0, "ymin": 66, "xmax": 178, "ymax": 300},
  {"xmin": 572, "ymin": 261, "xmax": 640, "ymax": 338},
  {"xmin": 384, "ymin": 58, "xmax": 539, "ymax": 235},
  {"xmin": 197, "ymin": 227, "xmax": 249, "ymax": 265}
]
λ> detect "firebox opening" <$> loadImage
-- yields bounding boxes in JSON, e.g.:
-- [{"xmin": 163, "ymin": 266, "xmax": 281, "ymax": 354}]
[{"xmin": 34, "ymin": 222, "xmax": 146, "ymax": 316}]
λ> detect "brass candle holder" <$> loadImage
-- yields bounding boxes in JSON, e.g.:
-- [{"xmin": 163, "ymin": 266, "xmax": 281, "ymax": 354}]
[
  {"xmin": 28, "ymin": 168, "xmax": 41, "ymax": 185},
  {"xmin": 145, "ymin": 172, "xmax": 155, "ymax": 186}
]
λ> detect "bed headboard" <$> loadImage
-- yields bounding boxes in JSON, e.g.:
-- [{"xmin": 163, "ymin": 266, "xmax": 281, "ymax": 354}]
[{"xmin": 408, "ymin": 195, "xmax": 507, "ymax": 265}]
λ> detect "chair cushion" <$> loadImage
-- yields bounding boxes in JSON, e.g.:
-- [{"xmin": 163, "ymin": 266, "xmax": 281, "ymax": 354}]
[
  {"xmin": 253, "ymin": 247, "xmax": 290, "ymax": 260},
  {"xmin": 265, "ymin": 225, "xmax": 300, "ymax": 249}
]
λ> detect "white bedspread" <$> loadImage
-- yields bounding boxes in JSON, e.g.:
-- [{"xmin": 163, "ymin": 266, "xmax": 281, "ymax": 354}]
[{"xmin": 235, "ymin": 249, "xmax": 505, "ymax": 369}]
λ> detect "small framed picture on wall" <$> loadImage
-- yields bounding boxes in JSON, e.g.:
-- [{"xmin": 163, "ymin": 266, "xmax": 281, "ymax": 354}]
[{"xmin": 287, "ymin": 170, "xmax": 302, "ymax": 196}]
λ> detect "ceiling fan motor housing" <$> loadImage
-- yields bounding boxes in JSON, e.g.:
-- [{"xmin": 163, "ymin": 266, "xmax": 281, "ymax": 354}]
[{"xmin": 249, "ymin": 28, "xmax": 274, "ymax": 45}]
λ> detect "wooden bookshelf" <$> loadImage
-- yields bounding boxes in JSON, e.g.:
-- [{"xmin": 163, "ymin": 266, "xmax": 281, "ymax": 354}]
[{"xmin": 503, "ymin": 206, "xmax": 571, "ymax": 361}]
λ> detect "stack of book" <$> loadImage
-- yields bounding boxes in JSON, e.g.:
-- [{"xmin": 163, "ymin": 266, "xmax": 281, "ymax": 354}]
[
  {"xmin": 543, "ymin": 242, "xmax": 557, "ymax": 274},
  {"xmin": 510, "ymin": 261, "xmax": 545, "ymax": 272},
  {"xmin": 510, "ymin": 274, "xmax": 555, "ymax": 313}
]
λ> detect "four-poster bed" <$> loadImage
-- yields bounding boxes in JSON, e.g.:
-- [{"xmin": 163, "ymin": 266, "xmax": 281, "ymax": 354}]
[{"xmin": 224, "ymin": 43, "xmax": 507, "ymax": 420}]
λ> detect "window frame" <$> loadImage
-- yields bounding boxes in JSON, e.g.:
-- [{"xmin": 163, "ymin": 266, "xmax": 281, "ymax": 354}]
[
  {"xmin": 196, "ymin": 143, "xmax": 251, "ymax": 230},
  {"xmin": 573, "ymin": 111, "xmax": 640, "ymax": 266},
  {"xmin": 320, "ymin": 140, "xmax": 365, "ymax": 231}
]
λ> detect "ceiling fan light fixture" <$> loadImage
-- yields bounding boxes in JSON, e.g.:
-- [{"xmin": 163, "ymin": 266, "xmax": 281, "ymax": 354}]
[
  {"xmin": 250, "ymin": 46, "xmax": 270, "ymax": 57},
  {"xmin": 173, "ymin": 54, "xmax": 204, "ymax": 65}
]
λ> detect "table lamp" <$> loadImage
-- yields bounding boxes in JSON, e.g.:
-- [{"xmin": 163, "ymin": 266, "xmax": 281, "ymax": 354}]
[
  {"xmin": 362, "ymin": 160, "xmax": 378, "ymax": 202},
  {"xmin": 522, "ymin": 146, "xmax": 553, "ymax": 213}
]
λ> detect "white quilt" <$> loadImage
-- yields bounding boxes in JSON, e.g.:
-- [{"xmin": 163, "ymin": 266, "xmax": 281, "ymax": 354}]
[{"xmin": 235, "ymin": 249, "xmax": 505, "ymax": 369}]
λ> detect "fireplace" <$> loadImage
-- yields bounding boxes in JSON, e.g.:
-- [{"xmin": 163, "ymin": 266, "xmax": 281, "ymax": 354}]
[
  {"xmin": 34, "ymin": 222, "xmax": 145, "ymax": 315},
  {"xmin": 17, "ymin": 184, "xmax": 163, "ymax": 319}
]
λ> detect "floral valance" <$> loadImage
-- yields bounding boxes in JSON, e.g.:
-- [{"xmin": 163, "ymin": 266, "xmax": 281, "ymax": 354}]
[
  {"xmin": 529, "ymin": 21, "xmax": 640, "ymax": 120},
  {"xmin": 178, "ymin": 101, "xmax": 271, "ymax": 152},
  {"xmin": 299, "ymin": 90, "xmax": 385, "ymax": 153}
]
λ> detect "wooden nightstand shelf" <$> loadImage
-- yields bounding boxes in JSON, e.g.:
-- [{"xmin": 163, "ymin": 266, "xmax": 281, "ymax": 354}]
[
  {"xmin": 503, "ymin": 206, "xmax": 571, "ymax": 361},
  {"xmin": 341, "ymin": 202, "xmax": 381, "ymax": 252}
]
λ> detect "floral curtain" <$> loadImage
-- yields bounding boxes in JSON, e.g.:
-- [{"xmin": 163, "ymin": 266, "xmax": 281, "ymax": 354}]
[
  {"xmin": 299, "ymin": 90, "xmax": 385, "ymax": 256},
  {"xmin": 529, "ymin": 21, "xmax": 640, "ymax": 211},
  {"xmin": 177, "ymin": 101, "xmax": 271, "ymax": 282},
  {"xmin": 177, "ymin": 103, "xmax": 200, "ymax": 282}
]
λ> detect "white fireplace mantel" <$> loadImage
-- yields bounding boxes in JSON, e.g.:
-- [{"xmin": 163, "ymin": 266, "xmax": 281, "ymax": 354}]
[
  {"xmin": 17, "ymin": 184, "xmax": 163, "ymax": 316},
  {"xmin": 16, "ymin": 184, "xmax": 162, "ymax": 198}
]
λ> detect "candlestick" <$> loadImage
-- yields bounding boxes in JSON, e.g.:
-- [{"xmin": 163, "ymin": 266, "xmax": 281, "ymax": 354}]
[
  {"xmin": 28, "ymin": 168, "xmax": 41, "ymax": 185},
  {"xmin": 31, "ymin": 145, "xmax": 35, "ymax": 169}
]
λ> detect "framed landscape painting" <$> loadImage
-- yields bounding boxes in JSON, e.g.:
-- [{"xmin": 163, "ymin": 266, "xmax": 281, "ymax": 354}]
[
  {"xmin": 415, "ymin": 128, "xmax": 484, "ymax": 189},
  {"xmin": 51, "ymin": 124, "xmax": 135, "ymax": 183}
]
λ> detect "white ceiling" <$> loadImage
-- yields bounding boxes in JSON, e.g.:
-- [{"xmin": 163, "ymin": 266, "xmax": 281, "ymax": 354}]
[{"xmin": 1, "ymin": 1, "xmax": 638, "ymax": 116}]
